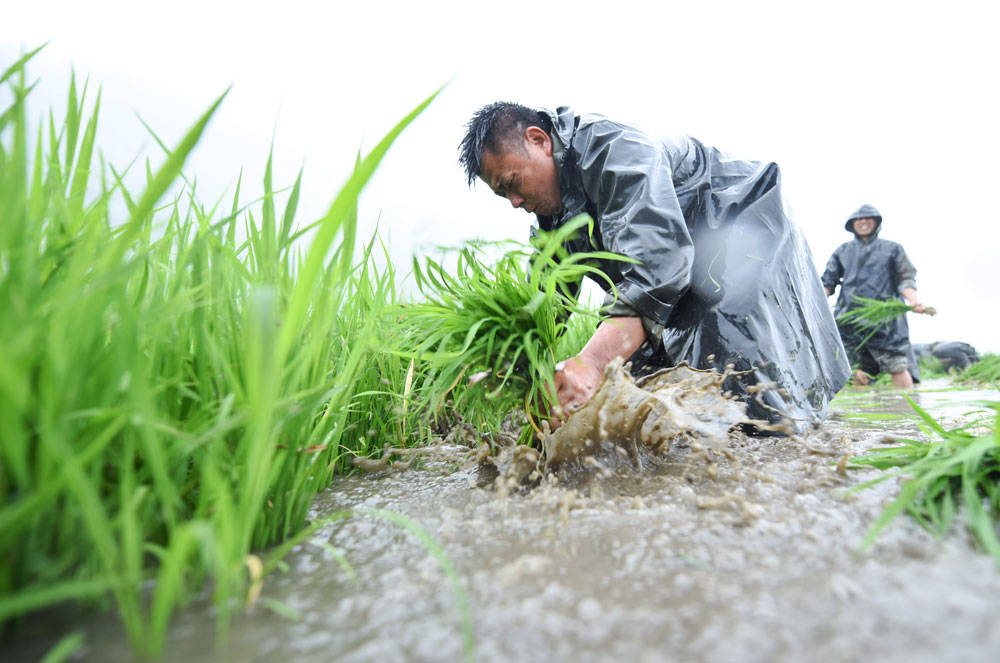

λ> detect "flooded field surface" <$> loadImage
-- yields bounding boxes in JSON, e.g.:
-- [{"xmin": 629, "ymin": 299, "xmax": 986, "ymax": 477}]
[{"xmin": 8, "ymin": 380, "xmax": 1000, "ymax": 662}]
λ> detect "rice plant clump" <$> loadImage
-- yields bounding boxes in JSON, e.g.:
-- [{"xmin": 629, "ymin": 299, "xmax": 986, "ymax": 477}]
[
  {"xmin": 0, "ymin": 49, "xmax": 439, "ymax": 656},
  {"xmin": 960, "ymin": 353, "xmax": 1000, "ymax": 385},
  {"xmin": 401, "ymin": 215, "xmax": 632, "ymax": 437},
  {"xmin": 848, "ymin": 399, "xmax": 1000, "ymax": 567}
]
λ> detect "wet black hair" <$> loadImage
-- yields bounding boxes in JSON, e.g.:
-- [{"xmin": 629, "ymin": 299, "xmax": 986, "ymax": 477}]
[{"xmin": 458, "ymin": 101, "xmax": 553, "ymax": 186}]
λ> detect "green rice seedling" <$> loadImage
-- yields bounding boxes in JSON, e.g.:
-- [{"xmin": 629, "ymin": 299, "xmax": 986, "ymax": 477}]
[
  {"xmin": 847, "ymin": 397, "xmax": 1000, "ymax": 567},
  {"xmin": 0, "ymin": 48, "xmax": 443, "ymax": 656},
  {"xmin": 555, "ymin": 309, "xmax": 601, "ymax": 362},
  {"xmin": 400, "ymin": 215, "xmax": 633, "ymax": 438},
  {"xmin": 837, "ymin": 296, "xmax": 924, "ymax": 327},
  {"xmin": 836, "ymin": 296, "xmax": 934, "ymax": 349},
  {"xmin": 838, "ymin": 412, "xmax": 910, "ymax": 421},
  {"xmin": 960, "ymin": 353, "xmax": 1000, "ymax": 385},
  {"xmin": 38, "ymin": 631, "xmax": 85, "ymax": 663},
  {"xmin": 329, "ymin": 235, "xmax": 437, "ymax": 456},
  {"xmin": 410, "ymin": 307, "xmax": 599, "ymax": 449},
  {"xmin": 870, "ymin": 370, "xmax": 893, "ymax": 387},
  {"xmin": 918, "ymin": 354, "xmax": 950, "ymax": 380}
]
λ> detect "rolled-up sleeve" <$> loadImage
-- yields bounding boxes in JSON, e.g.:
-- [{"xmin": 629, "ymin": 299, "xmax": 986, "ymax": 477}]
[
  {"xmin": 894, "ymin": 246, "xmax": 917, "ymax": 293},
  {"xmin": 573, "ymin": 120, "xmax": 694, "ymax": 327}
]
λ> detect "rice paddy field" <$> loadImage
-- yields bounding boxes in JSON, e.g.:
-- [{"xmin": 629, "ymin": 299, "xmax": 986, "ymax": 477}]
[{"xmin": 3, "ymin": 53, "xmax": 1000, "ymax": 663}]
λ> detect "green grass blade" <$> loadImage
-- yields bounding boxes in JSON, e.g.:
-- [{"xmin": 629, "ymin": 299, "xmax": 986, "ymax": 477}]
[
  {"xmin": 277, "ymin": 84, "xmax": 443, "ymax": 363},
  {"xmin": 111, "ymin": 88, "xmax": 230, "ymax": 261},
  {"xmin": 0, "ymin": 42, "xmax": 48, "ymax": 87}
]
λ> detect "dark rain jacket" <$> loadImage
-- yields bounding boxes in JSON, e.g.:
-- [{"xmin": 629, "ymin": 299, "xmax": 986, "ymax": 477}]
[
  {"xmin": 821, "ymin": 204, "xmax": 920, "ymax": 378},
  {"xmin": 534, "ymin": 107, "xmax": 850, "ymax": 425}
]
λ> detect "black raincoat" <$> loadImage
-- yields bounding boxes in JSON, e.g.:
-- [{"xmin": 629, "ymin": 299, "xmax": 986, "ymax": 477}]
[
  {"xmin": 821, "ymin": 204, "xmax": 920, "ymax": 380},
  {"xmin": 534, "ymin": 107, "xmax": 850, "ymax": 425}
]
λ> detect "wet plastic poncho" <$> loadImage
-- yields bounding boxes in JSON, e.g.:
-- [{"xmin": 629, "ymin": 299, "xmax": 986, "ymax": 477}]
[
  {"xmin": 534, "ymin": 107, "xmax": 850, "ymax": 425},
  {"xmin": 821, "ymin": 204, "xmax": 920, "ymax": 379}
]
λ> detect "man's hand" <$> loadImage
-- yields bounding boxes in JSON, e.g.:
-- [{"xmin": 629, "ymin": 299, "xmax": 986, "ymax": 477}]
[
  {"xmin": 852, "ymin": 369, "xmax": 870, "ymax": 386},
  {"xmin": 547, "ymin": 316, "xmax": 646, "ymax": 430},
  {"xmin": 552, "ymin": 355, "xmax": 603, "ymax": 424},
  {"xmin": 901, "ymin": 287, "xmax": 927, "ymax": 313}
]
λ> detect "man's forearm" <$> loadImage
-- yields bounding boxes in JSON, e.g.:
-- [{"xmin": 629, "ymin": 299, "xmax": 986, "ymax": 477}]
[
  {"xmin": 550, "ymin": 317, "xmax": 648, "ymax": 427},
  {"xmin": 900, "ymin": 287, "xmax": 925, "ymax": 313},
  {"xmin": 578, "ymin": 316, "xmax": 647, "ymax": 369}
]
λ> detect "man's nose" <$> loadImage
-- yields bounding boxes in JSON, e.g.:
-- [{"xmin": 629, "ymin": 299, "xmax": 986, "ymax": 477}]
[{"xmin": 509, "ymin": 194, "xmax": 525, "ymax": 209}]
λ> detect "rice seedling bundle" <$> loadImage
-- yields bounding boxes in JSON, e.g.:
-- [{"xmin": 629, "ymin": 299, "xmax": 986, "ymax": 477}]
[
  {"xmin": 401, "ymin": 216, "xmax": 631, "ymax": 435},
  {"xmin": 849, "ymin": 399, "xmax": 1000, "ymax": 567},
  {"xmin": 836, "ymin": 296, "xmax": 921, "ymax": 328},
  {"xmin": 836, "ymin": 296, "xmax": 934, "ymax": 350},
  {"xmin": 0, "ymin": 49, "xmax": 438, "ymax": 655}
]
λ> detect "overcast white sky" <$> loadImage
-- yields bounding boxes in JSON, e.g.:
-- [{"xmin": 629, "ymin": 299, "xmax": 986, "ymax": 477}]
[{"xmin": 4, "ymin": 0, "xmax": 998, "ymax": 352}]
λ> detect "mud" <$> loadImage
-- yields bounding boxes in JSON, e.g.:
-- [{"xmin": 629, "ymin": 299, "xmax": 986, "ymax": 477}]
[
  {"xmin": 482, "ymin": 358, "xmax": 754, "ymax": 492},
  {"xmin": 542, "ymin": 358, "xmax": 750, "ymax": 467},
  {"xmin": 6, "ymin": 380, "xmax": 1000, "ymax": 663}
]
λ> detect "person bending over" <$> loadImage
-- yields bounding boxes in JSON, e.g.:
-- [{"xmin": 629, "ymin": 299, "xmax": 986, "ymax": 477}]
[{"xmin": 459, "ymin": 102, "xmax": 849, "ymax": 429}]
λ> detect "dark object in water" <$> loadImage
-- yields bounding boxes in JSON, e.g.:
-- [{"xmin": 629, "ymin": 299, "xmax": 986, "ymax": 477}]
[{"xmin": 913, "ymin": 341, "xmax": 980, "ymax": 373}]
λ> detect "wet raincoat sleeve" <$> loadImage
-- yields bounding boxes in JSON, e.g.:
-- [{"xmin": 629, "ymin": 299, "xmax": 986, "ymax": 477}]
[
  {"xmin": 821, "ymin": 248, "xmax": 844, "ymax": 293},
  {"xmin": 572, "ymin": 121, "xmax": 695, "ymax": 327}
]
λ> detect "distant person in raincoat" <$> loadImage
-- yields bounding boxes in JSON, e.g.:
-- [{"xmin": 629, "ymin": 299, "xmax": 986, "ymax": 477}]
[
  {"xmin": 458, "ymin": 102, "xmax": 850, "ymax": 430},
  {"xmin": 913, "ymin": 341, "xmax": 979, "ymax": 374},
  {"xmin": 821, "ymin": 204, "xmax": 925, "ymax": 388}
]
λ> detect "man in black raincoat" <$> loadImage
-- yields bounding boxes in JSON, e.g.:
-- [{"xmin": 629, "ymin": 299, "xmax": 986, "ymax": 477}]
[
  {"xmin": 822, "ymin": 204, "xmax": 926, "ymax": 388},
  {"xmin": 459, "ymin": 102, "xmax": 850, "ymax": 428}
]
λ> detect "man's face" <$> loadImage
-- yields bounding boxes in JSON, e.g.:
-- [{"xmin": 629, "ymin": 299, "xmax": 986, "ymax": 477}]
[
  {"xmin": 852, "ymin": 217, "xmax": 877, "ymax": 238},
  {"xmin": 479, "ymin": 126, "xmax": 563, "ymax": 217}
]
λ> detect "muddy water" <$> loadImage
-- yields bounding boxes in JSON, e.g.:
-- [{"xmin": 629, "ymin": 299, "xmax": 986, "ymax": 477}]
[{"xmin": 10, "ymin": 380, "xmax": 1000, "ymax": 662}]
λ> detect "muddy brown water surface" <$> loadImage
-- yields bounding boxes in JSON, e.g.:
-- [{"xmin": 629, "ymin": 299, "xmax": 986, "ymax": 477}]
[{"xmin": 9, "ymin": 379, "xmax": 1000, "ymax": 662}]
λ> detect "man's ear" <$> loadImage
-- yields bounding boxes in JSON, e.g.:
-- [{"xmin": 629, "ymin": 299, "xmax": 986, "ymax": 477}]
[{"xmin": 524, "ymin": 126, "xmax": 552, "ymax": 156}]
